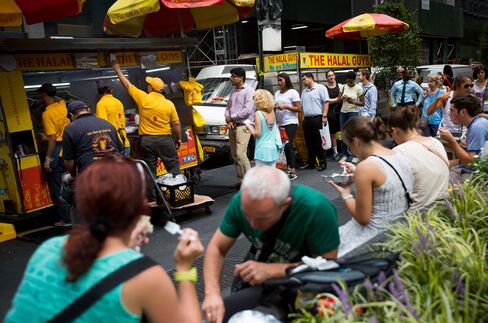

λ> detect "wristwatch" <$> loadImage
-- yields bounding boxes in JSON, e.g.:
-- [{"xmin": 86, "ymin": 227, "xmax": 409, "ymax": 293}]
[{"xmin": 174, "ymin": 267, "xmax": 197, "ymax": 284}]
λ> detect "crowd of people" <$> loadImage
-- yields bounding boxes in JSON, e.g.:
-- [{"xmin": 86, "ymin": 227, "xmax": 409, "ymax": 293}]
[
  {"xmin": 5, "ymin": 63, "xmax": 488, "ymax": 322},
  {"xmin": 35, "ymin": 59, "xmax": 183, "ymax": 226}
]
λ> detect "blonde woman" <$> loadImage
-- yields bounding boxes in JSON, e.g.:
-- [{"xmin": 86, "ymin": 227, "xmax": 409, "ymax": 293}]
[
  {"xmin": 421, "ymin": 73, "xmax": 445, "ymax": 137},
  {"xmin": 246, "ymin": 89, "xmax": 281, "ymax": 167}
]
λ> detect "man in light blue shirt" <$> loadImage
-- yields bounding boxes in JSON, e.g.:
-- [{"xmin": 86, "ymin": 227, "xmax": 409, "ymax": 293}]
[
  {"xmin": 439, "ymin": 95, "xmax": 488, "ymax": 183},
  {"xmin": 300, "ymin": 73, "xmax": 330, "ymax": 171},
  {"xmin": 358, "ymin": 69, "xmax": 378, "ymax": 119},
  {"xmin": 390, "ymin": 69, "xmax": 423, "ymax": 109}
]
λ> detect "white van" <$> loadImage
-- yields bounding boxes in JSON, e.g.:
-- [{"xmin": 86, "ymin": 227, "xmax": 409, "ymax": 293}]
[{"xmin": 193, "ymin": 65, "xmax": 257, "ymax": 157}]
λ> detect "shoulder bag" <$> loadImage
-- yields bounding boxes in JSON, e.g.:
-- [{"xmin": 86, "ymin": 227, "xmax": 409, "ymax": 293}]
[
  {"xmin": 48, "ymin": 256, "xmax": 158, "ymax": 323},
  {"xmin": 373, "ymin": 155, "xmax": 413, "ymax": 208},
  {"xmin": 231, "ymin": 196, "xmax": 292, "ymax": 293}
]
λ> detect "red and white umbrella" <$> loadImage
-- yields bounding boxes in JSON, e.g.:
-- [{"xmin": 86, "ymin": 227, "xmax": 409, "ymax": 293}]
[
  {"xmin": 326, "ymin": 13, "xmax": 409, "ymax": 39},
  {"xmin": 0, "ymin": 0, "xmax": 85, "ymax": 27},
  {"xmin": 105, "ymin": 0, "xmax": 254, "ymax": 38}
]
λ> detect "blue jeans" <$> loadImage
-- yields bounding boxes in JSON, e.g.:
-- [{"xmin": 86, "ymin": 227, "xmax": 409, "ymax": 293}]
[{"xmin": 340, "ymin": 112, "xmax": 359, "ymax": 157}]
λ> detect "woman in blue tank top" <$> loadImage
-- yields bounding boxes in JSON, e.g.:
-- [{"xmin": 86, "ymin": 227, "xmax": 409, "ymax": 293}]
[
  {"xmin": 246, "ymin": 89, "xmax": 281, "ymax": 167},
  {"xmin": 6, "ymin": 156, "xmax": 204, "ymax": 323}
]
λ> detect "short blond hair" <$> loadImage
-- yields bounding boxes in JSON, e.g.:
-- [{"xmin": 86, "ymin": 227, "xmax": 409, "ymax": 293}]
[
  {"xmin": 253, "ymin": 89, "xmax": 275, "ymax": 113},
  {"xmin": 427, "ymin": 73, "xmax": 442, "ymax": 87}
]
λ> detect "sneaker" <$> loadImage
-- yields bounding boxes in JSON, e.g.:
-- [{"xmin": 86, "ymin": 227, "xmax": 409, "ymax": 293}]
[
  {"xmin": 333, "ymin": 152, "xmax": 342, "ymax": 161},
  {"xmin": 288, "ymin": 173, "xmax": 298, "ymax": 181},
  {"xmin": 316, "ymin": 164, "xmax": 327, "ymax": 171},
  {"xmin": 351, "ymin": 157, "xmax": 360, "ymax": 164},
  {"xmin": 54, "ymin": 220, "xmax": 72, "ymax": 227},
  {"xmin": 298, "ymin": 164, "xmax": 315, "ymax": 170}
]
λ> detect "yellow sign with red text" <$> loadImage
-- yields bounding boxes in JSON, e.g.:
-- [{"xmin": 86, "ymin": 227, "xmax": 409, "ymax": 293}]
[
  {"xmin": 300, "ymin": 52, "xmax": 370, "ymax": 69},
  {"xmin": 259, "ymin": 52, "xmax": 371, "ymax": 73},
  {"xmin": 15, "ymin": 51, "xmax": 182, "ymax": 71},
  {"xmin": 259, "ymin": 52, "xmax": 299, "ymax": 73},
  {"xmin": 15, "ymin": 54, "xmax": 76, "ymax": 71}
]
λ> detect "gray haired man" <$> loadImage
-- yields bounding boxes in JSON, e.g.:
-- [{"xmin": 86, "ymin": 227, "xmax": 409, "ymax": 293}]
[{"xmin": 202, "ymin": 166, "xmax": 340, "ymax": 322}]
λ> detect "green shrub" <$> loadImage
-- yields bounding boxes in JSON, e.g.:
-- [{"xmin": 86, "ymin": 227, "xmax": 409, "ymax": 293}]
[{"xmin": 291, "ymin": 176, "xmax": 488, "ymax": 322}]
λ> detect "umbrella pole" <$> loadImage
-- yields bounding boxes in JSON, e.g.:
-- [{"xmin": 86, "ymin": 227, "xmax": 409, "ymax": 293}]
[
  {"xmin": 257, "ymin": 25, "xmax": 264, "ymax": 89},
  {"xmin": 177, "ymin": 9, "xmax": 184, "ymax": 38}
]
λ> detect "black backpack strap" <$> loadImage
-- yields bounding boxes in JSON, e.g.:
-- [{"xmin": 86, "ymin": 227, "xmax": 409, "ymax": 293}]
[
  {"xmin": 373, "ymin": 155, "xmax": 412, "ymax": 207},
  {"xmin": 257, "ymin": 188, "xmax": 294, "ymax": 262},
  {"xmin": 49, "ymin": 256, "xmax": 158, "ymax": 323}
]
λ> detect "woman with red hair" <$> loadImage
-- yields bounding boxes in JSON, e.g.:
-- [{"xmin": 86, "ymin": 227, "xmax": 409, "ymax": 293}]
[{"xmin": 6, "ymin": 156, "xmax": 204, "ymax": 323}]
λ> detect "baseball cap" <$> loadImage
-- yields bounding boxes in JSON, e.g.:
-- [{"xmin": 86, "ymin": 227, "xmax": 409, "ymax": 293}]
[
  {"xmin": 67, "ymin": 100, "xmax": 89, "ymax": 114},
  {"xmin": 36, "ymin": 83, "xmax": 57, "ymax": 96},
  {"xmin": 145, "ymin": 76, "xmax": 164, "ymax": 92}
]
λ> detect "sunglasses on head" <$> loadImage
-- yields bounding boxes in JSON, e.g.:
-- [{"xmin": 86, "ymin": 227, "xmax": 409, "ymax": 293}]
[{"xmin": 463, "ymin": 83, "xmax": 474, "ymax": 88}]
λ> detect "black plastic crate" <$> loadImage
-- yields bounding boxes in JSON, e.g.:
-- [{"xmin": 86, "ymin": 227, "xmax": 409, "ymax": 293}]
[{"xmin": 158, "ymin": 181, "xmax": 194, "ymax": 207}]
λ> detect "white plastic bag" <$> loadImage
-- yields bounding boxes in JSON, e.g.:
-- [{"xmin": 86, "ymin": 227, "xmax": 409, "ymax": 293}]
[
  {"xmin": 276, "ymin": 149, "xmax": 287, "ymax": 170},
  {"xmin": 319, "ymin": 123, "xmax": 332, "ymax": 150}
]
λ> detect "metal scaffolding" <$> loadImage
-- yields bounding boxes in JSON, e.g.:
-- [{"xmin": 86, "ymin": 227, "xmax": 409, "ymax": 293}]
[{"xmin": 186, "ymin": 24, "xmax": 239, "ymax": 72}]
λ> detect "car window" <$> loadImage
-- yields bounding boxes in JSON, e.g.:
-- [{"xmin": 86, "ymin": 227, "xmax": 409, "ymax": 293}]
[
  {"xmin": 452, "ymin": 67, "xmax": 473, "ymax": 78},
  {"xmin": 420, "ymin": 68, "xmax": 442, "ymax": 81},
  {"xmin": 199, "ymin": 78, "xmax": 255, "ymax": 105}
]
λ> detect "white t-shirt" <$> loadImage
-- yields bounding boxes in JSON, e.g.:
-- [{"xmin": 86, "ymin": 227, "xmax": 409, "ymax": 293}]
[
  {"xmin": 341, "ymin": 83, "xmax": 363, "ymax": 113},
  {"xmin": 441, "ymin": 95, "xmax": 463, "ymax": 134},
  {"xmin": 473, "ymin": 80, "xmax": 488, "ymax": 112},
  {"xmin": 393, "ymin": 138, "xmax": 449, "ymax": 210},
  {"xmin": 274, "ymin": 89, "xmax": 301, "ymax": 126}
]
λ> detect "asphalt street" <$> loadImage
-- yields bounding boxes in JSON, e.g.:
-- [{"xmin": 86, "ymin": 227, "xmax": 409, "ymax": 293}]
[{"xmin": 0, "ymin": 159, "xmax": 350, "ymax": 317}]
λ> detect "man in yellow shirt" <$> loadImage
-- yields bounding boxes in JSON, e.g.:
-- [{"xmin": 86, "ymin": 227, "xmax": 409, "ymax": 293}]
[
  {"xmin": 37, "ymin": 83, "xmax": 71, "ymax": 226},
  {"xmin": 112, "ymin": 60, "xmax": 182, "ymax": 200},
  {"xmin": 96, "ymin": 80, "xmax": 130, "ymax": 156}
]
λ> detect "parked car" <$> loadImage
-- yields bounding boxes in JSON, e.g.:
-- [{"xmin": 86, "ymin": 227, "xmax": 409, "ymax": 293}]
[{"xmin": 416, "ymin": 64, "xmax": 472, "ymax": 90}]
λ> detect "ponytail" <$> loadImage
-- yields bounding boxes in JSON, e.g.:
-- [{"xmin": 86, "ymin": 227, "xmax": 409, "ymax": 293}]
[
  {"xmin": 388, "ymin": 105, "xmax": 418, "ymax": 131},
  {"xmin": 342, "ymin": 116, "xmax": 387, "ymax": 144},
  {"xmin": 63, "ymin": 225, "xmax": 106, "ymax": 282}
]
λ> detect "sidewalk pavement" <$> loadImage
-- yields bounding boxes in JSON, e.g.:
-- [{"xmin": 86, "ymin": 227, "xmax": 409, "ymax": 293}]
[{"xmin": 0, "ymin": 161, "xmax": 349, "ymax": 317}]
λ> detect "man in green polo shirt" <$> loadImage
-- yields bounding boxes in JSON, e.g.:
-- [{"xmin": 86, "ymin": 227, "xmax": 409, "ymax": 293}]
[{"xmin": 202, "ymin": 166, "xmax": 339, "ymax": 322}]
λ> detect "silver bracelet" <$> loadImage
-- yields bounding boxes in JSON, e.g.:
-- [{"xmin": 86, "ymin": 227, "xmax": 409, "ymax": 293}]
[{"xmin": 342, "ymin": 194, "xmax": 354, "ymax": 201}]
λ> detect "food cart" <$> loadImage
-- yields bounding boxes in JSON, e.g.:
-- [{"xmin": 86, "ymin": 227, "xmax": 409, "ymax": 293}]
[{"xmin": 0, "ymin": 37, "xmax": 201, "ymax": 238}]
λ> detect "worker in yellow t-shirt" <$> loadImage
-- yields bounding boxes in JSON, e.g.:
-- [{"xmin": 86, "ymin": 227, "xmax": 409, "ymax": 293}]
[
  {"xmin": 112, "ymin": 60, "xmax": 182, "ymax": 200},
  {"xmin": 95, "ymin": 80, "xmax": 130, "ymax": 156},
  {"xmin": 37, "ymin": 83, "xmax": 71, "ymax": 226}
]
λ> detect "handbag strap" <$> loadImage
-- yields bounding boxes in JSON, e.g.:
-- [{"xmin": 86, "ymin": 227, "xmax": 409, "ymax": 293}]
[
  {"xmin": 408, "ymin": 138, "xmax": 449, "ymax": 168},
  {"xmin": 373, "ymin": 155, "xmax": 412, "ymax": 207},
  {"xmin": 49, "ymin": 256, "xmax": 158, "ymax": 323},
  {"xmin": 254, "ymin": 188, "xmax": 294, "ymax": 262}
]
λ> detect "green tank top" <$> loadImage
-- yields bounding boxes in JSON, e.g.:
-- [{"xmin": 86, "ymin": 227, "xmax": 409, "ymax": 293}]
[{"xmin": 5, "ymin": 236, "xmax": 143, "ymax": 323}]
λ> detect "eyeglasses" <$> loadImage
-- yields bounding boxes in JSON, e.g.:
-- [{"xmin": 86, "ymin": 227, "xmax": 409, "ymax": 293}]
[{"xmin": 463, "ymin": 83, "xmax": 474, "ymax": 88}]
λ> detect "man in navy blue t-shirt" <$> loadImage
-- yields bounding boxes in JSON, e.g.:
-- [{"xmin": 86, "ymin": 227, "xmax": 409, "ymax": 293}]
[{"xmin": 62, "ymin": 100, "xmax": 124, "ymax": 175}]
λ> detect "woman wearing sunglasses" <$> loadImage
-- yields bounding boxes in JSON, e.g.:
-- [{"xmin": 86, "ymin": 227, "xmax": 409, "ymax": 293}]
[{"xmin": 427, "ymin": 75, "xmax": 473, "ymax": 136}]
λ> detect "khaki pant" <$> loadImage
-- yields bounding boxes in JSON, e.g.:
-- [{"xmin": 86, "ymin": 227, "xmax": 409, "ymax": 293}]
[{"xmin": 229, "ymin": 125, "xmax": 251, "ymax": 182}]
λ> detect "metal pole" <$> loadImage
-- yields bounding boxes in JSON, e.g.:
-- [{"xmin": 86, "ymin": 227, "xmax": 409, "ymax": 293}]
[{"xmin": 257, "ymin": 22, "xmax": 264, "ymax": 89}]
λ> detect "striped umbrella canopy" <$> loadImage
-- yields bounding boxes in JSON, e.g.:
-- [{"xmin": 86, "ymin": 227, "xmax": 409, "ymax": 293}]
[
  {"xmin": 105, "ymin": 0, "xmax": 254, "ymax": 38},
  {"xmin": 0, "ymin": 0, "xmax": 85, "ymax": 27},
  {"xmin": 326, "ymin": 13, "xmax": 409, "ymax": 39}
]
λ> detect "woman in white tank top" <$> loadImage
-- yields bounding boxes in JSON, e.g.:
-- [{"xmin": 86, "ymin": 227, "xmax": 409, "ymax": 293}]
[{"xmin": 328, "ymin": 116, "xmax": 413, "ymax": 257}]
